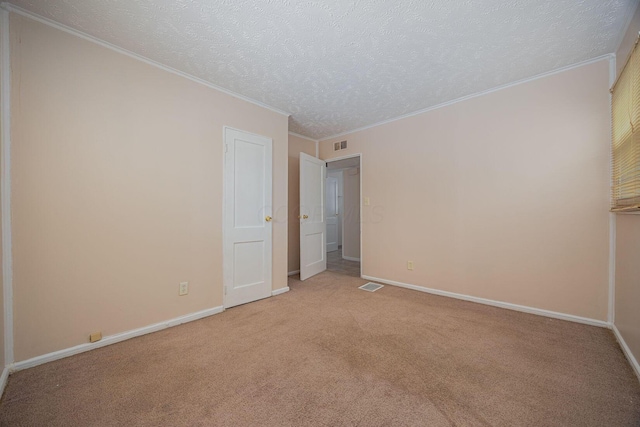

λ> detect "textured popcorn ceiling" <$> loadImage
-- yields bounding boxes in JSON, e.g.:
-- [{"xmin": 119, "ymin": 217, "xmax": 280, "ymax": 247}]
[{"xmin": 6, "ymin": 0, "xmax": 636, "ymax": 139}]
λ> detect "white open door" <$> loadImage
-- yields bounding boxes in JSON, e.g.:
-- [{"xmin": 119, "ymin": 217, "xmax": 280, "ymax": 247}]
[
  {"xmin": 326, "ymin": 176, "xmax": 339, "ymax": 252},
  {"xmin": 300, "ymin": 152, "xmax": 326, "ymax": 280},
  {"xmin": 223, "ymin": 127, "xmax": 272, "ymax": 308}
]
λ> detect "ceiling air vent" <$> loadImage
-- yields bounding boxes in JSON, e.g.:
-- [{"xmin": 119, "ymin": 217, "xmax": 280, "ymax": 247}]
[{"xmin": 334, "ymin": 140, "xmax": 347, "ymax": 151}]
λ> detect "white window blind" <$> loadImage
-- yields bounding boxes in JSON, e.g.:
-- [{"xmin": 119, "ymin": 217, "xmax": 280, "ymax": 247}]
[{"xmin": 612, "ymin": 35, "xmax": 640, "ymax": 211}]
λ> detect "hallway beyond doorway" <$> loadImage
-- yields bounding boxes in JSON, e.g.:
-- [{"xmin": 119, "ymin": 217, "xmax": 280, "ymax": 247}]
[{"xmin": 327, "ymin": 247, "xmax": 360, "ymax": 277}]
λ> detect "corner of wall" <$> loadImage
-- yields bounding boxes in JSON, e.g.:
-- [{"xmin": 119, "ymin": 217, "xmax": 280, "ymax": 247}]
[
  {"xmin": 612, "ymin": 323, "xmax": 640, "ymax": 383},
  {"xmin": 608, "ymin": 54, "xmax": 616, "ymax": 325},
  {"xmin": 0, "ymin": 366, "xmax": 8, "ymax": 399},
  {"xmin": 1, "ymin": 6, "xmax": 13, "ymax": 371}
]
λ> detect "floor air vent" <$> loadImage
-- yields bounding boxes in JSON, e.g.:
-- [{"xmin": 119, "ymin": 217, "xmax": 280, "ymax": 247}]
[{"xmin": 359, "ymin": 282, "xmax": 384, "ymax": 292}]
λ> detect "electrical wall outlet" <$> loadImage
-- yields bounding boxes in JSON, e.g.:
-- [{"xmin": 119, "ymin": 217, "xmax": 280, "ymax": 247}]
[
  {"xmin": 364, "ymin": 197, "xmax": 370, "ymax": 206},
  {"xmin": 407, "ymin": 261, "xmax": 414, "ymax": 270},
  {"xmin": 89, "ymin": 332, "xmax": 102, "ymax": 343},
  {"xmin": 179, "ymin": 281, "xmax": 189, "ymax": 296}
]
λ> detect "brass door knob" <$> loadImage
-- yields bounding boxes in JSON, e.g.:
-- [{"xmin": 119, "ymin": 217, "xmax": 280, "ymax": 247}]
[
  {"xmin": 303, "ymin": 215, "xmax": 309, "ymax": 219},
  {"xmin": 265, "ymin": 216, "xmax": 272, "ymax": 222}
]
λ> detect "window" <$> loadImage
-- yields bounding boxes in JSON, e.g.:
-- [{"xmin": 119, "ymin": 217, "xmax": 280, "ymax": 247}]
[{"xmin": 612, "ymin": 35, "xmax": 640, "ymax": 211}]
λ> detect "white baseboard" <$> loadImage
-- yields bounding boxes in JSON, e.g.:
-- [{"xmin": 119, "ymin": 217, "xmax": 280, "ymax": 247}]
[
  {"xmin": 10, "ymin": 305, "xmax": 224, "ymax": 372},
  {"xmin": 272, "ymin": 286, "xmax": 290, "ymax": 296},
  {"xmin": 287, "ymin": 270, "xmax": 300, "ymax": 276},
  {"xmin": 343, "ymin": 256, "xmax": 360, "ymax": 262},
  {"xmin": 612, "ymin": 324, "xmax": 640, "ymax": 382},
  {"xmin": 362, "ymin": 275, "xmax": 609, "ymax": 328},
  {"xmin": 0, "ymin": 366, "xmax": 8, "ymax": 399}
]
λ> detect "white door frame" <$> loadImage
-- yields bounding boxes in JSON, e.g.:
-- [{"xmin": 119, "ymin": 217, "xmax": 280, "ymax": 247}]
[
  {"xmin": 222, "ymin": 126, "xmax": 273, "ymax": 308},
  {"xmin": 323, "ymin": 153, "xmax": 363, "ymax": 273}
]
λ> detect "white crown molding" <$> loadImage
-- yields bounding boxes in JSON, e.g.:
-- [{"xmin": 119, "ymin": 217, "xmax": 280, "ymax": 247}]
[
  {"xmin": 271, "ymin": 286, "xmax": 290, "ymax": 296},
  {"xmin": 362, "ymin": 275, "xmax": 610, "ymax": 328},
  {"xmin": 320, "ymin": 54, "xmax": 615, "ymax": 142},
  {"xmin": 612, "ymin": 324, "xmax": 640, "ymax": 383},
  {"xmin": 288, "ymin": 132, "xmax": 318, "ymax": 143},
  {"xmin": 10, "ymin": 305, "xmax": 224, "ymax": 372},
  {"xmin": 0, "ymin": 2, "xmax": 290, "ymax": 118},
  {"xmin": 1, "ymin": 7, "xmax": 13, "ymax": 368}
]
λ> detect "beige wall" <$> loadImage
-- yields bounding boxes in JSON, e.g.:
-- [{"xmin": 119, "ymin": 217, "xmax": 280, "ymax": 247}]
[
  {"xmin": 320, "ymin": 59, "xmax": 611, "ymax": 321},
  {"xmin": 287, "ymin": 134, "xmax": 316, "ymax": 273},
  {"xmin": 0, "ymin": 86, "xmax": 3, "ymax": 371},
  {"xmin": 615, "ymin": 215, "xmax": 640, "ymax": 364},
  {"xmin": 342, "ymin": 168, "xmax": 360, "ymax": 260},
  {"xmin": 613, "ymin": 2, "xmax": 640, "ymax": 375},
  {"xmin": 0, "ymin": 10, "xmax": 5, "ymax": 370},
  {"xmin": 616, "ymin": 4, "xmax": 640, "ymax": 78},
  {"xmin": 10, "ymin": 14, "xmax": 288, "ymax": 362}
]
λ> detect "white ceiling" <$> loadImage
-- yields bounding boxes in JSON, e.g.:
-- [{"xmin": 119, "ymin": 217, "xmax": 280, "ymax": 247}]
[{"xmin": 7, "ymin": 0, "xmax": 637, "ymax": 140}]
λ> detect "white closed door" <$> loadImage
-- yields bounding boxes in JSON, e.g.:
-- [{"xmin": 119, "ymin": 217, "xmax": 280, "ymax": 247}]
[
  {"xmin": 223, "ymin": 127, "xmax": 272, "ymax": 308},
  {"xmin": 300, "ymin": 152, "xmax": 326, "ymax": 280},
  {"xmin": 326, "ymin": 176, "xmax": 339, "ymax": 252}
]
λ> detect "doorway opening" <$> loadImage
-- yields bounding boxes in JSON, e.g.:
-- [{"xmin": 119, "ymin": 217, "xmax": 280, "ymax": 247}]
[{"xmin": 326, "ymin": 156, "xmax": 361, "ymax": 278}]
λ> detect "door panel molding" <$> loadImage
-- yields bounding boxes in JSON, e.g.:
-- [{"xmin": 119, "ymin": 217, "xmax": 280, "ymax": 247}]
[
  {"xmin": 299, "ymin": 152, "xmax": 326, "ymax": 280},
  {"xmin": 223, "ymin": 127, "xmax": 273, "ymax": 308}
]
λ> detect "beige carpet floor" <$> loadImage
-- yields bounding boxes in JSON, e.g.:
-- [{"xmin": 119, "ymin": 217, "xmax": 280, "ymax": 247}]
[{"xmin": 1, "ymin": 271, "xmax": 639, "ymax": 426}]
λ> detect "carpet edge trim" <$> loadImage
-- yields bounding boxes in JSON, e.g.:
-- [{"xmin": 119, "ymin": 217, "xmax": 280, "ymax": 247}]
[
  {"xmin": 9, "ymin": 305, "xmax": 225, "ymax": 373},
  {"xmin": 612, "ymin": 324, "xmax": 640, "ymax": 383},
  {"xmin": 362, "ymin": 275, "xmax": 609, "ymax": 328}
]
